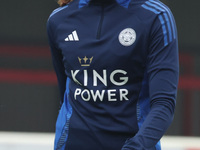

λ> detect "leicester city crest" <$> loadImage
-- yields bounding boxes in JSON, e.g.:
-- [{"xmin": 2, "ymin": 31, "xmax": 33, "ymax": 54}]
[{"xmin": 118, "ymin": 28, "xmax": 136, "ymax": 46}]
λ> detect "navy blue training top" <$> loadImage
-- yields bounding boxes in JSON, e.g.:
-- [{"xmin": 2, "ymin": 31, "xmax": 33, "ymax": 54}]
[{"xmin": 47, "ymin": 0, "xmax": 179, "ymax": 149}]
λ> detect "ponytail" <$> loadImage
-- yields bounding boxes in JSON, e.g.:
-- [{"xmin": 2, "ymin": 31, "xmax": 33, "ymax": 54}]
[{"xmin": 58, "ymin": 0, "xmax": 73, "ymax": 6}]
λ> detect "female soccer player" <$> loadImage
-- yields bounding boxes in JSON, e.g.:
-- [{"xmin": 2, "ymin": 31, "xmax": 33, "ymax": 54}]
[{"xmin": 47, "ymin": 0, "xmax": 179, "ymax": 149}]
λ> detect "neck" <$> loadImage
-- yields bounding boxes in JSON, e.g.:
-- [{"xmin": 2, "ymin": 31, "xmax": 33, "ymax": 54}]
[
  {"xmin": 89, "ymin": 0, "xmax": 117, "ymax": 4},
  {"xmin": 79, "ymin": 0, "xmax": 131, "ymax": 8}
]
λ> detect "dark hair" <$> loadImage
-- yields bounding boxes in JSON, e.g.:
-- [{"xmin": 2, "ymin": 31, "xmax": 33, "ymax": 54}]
[{"xmin": 57, "ymin": 0, "xmax": 73, "ymax": 6}]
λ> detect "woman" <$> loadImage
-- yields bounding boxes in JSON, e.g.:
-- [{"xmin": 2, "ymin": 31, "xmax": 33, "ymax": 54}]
[{"xmin": 47, "ymin": 0, "xmax": 179, "ymax": 149}]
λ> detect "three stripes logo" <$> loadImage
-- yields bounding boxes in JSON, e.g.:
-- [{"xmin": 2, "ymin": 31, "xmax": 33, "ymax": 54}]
[
  {"xmin": 141, "ymin": 0, "xmax": 177, "ymax": 47},
  {"xmin": 65, "ymin": 30, "xmax": 79, "ymax": 41}
]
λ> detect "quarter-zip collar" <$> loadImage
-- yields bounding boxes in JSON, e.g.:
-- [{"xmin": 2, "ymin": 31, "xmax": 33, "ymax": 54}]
[{"xmin": 79, "ymin": 0, "xmax": 131, "ymax": 8}]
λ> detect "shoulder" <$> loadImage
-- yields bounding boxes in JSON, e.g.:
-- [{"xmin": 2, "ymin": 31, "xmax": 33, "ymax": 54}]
[
  {"xmin": 129, "ymin": 0, "xmax": 174, "ymax": 20},
  {"xmin": 47, "ymin": 4, "xmax": 69, "ymax": 31},
  {"xmin": 141, "ymin": 0, "xmax": 177, "ymax": 40},
  {"xmin": 139, "ymin": 0, "xmax": 174, "ymax": 18},
  {"xmin": 48, "ymin": 5, "xmax": 69, "ymax": 21},
  {"xmin": 136, "ymin": 1, "xmax": 176, "ymax": 35}
]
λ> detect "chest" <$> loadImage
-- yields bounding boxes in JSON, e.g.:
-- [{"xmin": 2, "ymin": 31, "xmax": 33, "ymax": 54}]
[{"xmin": 55, "ymin": 6, "xmax": 149, "ymax": 74}]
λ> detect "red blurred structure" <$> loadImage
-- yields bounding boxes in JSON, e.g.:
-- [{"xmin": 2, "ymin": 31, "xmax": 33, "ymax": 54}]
[{"xmin": 179, "ymin": 53, "xmax": 200, "ymax": 135}]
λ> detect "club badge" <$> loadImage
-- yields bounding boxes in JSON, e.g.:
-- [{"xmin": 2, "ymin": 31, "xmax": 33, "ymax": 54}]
[{"xmin": 119, "ymin": 28, "xmax": 136, "ymax": 46}]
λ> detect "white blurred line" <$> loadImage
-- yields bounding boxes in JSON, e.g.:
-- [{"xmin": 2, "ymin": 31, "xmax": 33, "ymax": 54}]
[
  {"xmin": 161, "ymin": 136, "xmax": 200, "ymax": 149},
  {"xmin": 0, "ymin": 132, "xmax": 54, "ymax": 150}
]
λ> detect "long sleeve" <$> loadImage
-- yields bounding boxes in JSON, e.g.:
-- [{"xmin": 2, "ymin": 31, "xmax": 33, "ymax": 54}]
[
  {"xmin": 47, "ymin": 19, "xmax": 67, "ymax": 106},
  {"xmin": 122, "ymin": 7, "xmax": 179, "ymax": 150}
]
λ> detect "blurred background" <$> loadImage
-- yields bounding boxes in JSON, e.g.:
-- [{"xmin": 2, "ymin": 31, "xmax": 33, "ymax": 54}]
[{"xmin": 0, "ymin": 0, "xmax": 200, "ymax": 149}]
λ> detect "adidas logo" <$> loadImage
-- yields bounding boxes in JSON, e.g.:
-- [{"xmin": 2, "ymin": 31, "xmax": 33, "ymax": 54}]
[{"xmin": 65, "ymin": 30, "xmax": 79, "ymax": 41}]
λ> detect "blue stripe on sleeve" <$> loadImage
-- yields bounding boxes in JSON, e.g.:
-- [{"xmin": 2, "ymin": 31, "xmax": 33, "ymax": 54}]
[
  {"xmin": 163, "ymin": 13, "xmax": 172, "ymax": 42},
  {"xmin": 158, "ymin": 15, "xmax": 168, "ymax": 46},
  {"xmin": 145, "ymin": 1, "xmax": 173, "ymax": 43},
  {"xmin": 149, "ymin": 0, "xmax": 176, "ymax": 39},
  {"xmin": 141, "ymin": 4, "xmax": 168, "ymax": 46}
]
